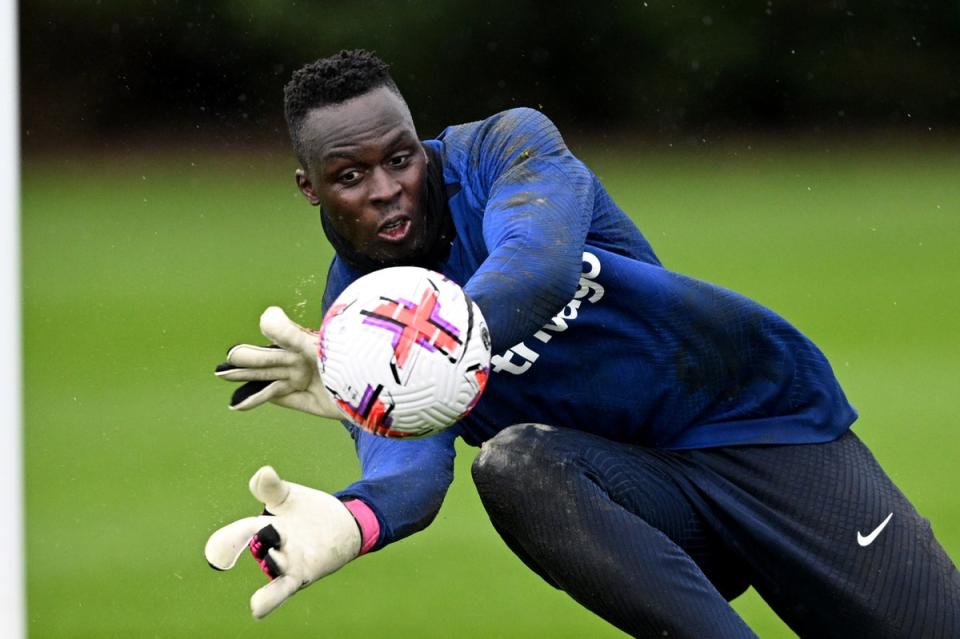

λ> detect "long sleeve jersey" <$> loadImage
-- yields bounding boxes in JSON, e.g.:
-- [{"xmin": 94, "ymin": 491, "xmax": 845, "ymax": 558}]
[{"xmin": 323, "ymin": 107, "xmax": 857, "ymax": 550}]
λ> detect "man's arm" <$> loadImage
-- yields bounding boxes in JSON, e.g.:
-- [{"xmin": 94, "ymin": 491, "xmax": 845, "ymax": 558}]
[
  {"xmin": 320, "ymin": 262, "xmax": 459, "ymax": 550},
  {"xmin": 335, "ymin": 424, "xmax": 460, "ymax": 550},
  {"xmin": 458, "ymin": 108, "xmax": 596, "ymax": 354}
]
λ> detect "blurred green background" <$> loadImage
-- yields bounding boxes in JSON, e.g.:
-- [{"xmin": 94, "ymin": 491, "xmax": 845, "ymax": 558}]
[{"xmin": 21, "ymin": 2, "xmax": 960, "ymax": 637}]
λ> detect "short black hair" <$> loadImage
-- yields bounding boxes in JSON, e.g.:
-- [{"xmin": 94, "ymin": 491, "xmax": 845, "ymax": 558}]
[{"xmin": 284, "ymin": 49, "xmax": 402, "ymax": 167}]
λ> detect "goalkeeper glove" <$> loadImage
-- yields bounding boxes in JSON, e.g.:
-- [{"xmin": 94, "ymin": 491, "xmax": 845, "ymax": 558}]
[
  {"xmin": 215, "ymin": 306, "xmax": 340, "ymax": 419},
  {"xmin": 204, "ymin": 465, "xmax": 362, "ymax": 619}
]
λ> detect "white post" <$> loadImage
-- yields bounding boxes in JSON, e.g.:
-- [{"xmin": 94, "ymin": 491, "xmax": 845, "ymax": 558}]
[{"xmin": 1, "ymin": 1, "xmax": 24, "ymax": 636}]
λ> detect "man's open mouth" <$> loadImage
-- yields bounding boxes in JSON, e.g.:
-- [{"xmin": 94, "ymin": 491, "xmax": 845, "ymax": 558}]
[{"xmin": 378, "ymin": 216, "xmax": 412, "ymax": 242}]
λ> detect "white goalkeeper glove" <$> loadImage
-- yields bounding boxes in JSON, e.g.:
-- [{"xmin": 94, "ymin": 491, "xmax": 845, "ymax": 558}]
[
  {"xmin": 205, "ymin": 465, "xmax": 361, "ymax": 619},
  {"xmin": 215, "ymin": 306, "xmax": 340, "ymax": 419}
]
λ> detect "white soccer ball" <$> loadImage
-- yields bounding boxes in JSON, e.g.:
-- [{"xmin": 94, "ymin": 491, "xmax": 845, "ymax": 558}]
[{"xmin": 318, "ymin": 266, "xmax": 491, "ymax": 438}]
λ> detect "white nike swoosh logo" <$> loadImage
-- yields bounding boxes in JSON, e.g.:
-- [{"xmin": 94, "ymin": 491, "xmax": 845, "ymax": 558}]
[{"xmin": 857, "ymin": 512, "xmax": 893, "ymax": 547}]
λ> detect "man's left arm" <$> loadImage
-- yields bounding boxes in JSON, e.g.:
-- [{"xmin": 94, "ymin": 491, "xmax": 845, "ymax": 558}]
[{"xmin": 461, "ymin": 108, "xmax": 595, "ymax": 354}]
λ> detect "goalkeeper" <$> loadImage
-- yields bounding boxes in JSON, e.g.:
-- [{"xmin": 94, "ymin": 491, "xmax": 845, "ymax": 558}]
[{"xmin": 206, "ymin": 50, "xmax": 959, "ymax": 637}]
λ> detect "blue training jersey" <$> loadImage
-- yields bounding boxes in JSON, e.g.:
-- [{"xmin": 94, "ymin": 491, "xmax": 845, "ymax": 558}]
[{"xmin": 323, "ymin": 107, "xmax": 857, "ymax": 549}]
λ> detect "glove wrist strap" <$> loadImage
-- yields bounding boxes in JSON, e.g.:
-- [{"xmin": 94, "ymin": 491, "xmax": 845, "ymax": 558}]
[{"xmin": 343, "ymin": 499, "xmax": 380, "ymax": 555}]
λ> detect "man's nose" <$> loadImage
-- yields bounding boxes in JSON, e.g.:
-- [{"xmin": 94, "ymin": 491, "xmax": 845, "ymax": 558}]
[{"xmin": 368, "ymin": 167, "xmax": 402, "ymax": 203}]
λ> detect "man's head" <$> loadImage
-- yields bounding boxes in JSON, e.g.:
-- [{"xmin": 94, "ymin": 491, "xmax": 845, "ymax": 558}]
[{"xmin": 284, "ymin": 50, "xmax": 432, "ymax": 269}]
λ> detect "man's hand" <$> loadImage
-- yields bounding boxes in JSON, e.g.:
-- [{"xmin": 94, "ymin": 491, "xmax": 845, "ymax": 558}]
[
  {"xmin": 205, "ymin": 466, "xmax": 361, "ymax": 619},
  {"xmin": 215, "ymin": 306, "xmax": 340, "ymax": 419}
]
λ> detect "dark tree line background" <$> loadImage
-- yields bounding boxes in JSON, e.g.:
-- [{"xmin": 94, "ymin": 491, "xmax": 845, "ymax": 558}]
[{"xmin": 20, "ymin": 0, "xmax": 960, "ymax": 152}]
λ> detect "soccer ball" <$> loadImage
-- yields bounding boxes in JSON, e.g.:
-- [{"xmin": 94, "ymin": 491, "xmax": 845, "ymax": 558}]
[{"xmin": 318, "ymin": 267, "xmax": 491, "ymax": 438}]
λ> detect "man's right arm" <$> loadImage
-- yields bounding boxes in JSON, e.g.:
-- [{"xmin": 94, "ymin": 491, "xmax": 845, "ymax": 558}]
[
  {"xmin": 322, "ymin": 260, "xmax": 459, "ymax": 550},
  {"xmin": 335, "ymin": 424, "xmax": 460, "ymax": 551}
]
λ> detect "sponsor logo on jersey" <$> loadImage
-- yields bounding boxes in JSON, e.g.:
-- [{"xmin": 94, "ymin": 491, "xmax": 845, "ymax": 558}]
[{"xmin": 491, "ymin": 251, "xmax": 604, "ymax": 375}]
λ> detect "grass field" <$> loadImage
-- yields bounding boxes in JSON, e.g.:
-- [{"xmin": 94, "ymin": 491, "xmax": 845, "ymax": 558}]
[{"xmin": 22, "ymin": 139, "xmax": 960, "ymax": 638}]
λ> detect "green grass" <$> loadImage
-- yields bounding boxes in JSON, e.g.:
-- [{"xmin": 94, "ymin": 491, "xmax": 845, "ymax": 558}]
[{"xmin": 22, "ymin": 140, "xmax": 960, "ymax": 638}]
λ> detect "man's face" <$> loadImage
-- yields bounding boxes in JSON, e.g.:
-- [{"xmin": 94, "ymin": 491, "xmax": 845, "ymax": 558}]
[{"xmin": 295, "ymin": 87, "xmax": 428, "ymax": 265}]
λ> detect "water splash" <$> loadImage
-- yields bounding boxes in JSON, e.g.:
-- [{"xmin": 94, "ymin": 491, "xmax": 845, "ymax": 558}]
[{"xmin": 291, "ymin": 272, "xmax": 320, "ymax": 323}]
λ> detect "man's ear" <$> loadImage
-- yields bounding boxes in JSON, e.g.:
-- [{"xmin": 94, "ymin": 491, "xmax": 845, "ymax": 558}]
[{"xmin": 295, "ymin": 169, "xmax": 322, "ymax": 206}]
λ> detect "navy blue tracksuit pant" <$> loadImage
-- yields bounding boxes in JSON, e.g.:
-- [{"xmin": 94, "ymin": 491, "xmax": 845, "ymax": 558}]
[{"xmin": 472, "ymin": 424, "xmax": 960, "ymax": 638}]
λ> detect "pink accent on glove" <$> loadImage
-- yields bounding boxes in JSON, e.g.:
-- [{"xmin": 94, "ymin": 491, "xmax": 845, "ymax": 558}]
[
  {"xmin": 343, "ymin": 499, "xmax": 380, "ymax": 555},
  {"xmin": 249, "ymin": 536, "xmax": 274, "ymax": 579}
]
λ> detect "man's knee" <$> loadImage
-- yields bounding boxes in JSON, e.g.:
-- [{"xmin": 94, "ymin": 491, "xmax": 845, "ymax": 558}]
[{"xmin": 471, "ymin": 423, "xmax": 560, "ymax": 497}]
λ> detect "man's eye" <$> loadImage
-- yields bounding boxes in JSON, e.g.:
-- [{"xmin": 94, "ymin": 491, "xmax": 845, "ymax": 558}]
[
  {"xmin": 338, "ymin": 170, "xmax": 361, "ymax": 184},
  {"xmin": 388, "ymin": 154, "xmax": 410, "ymax": 168}
]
